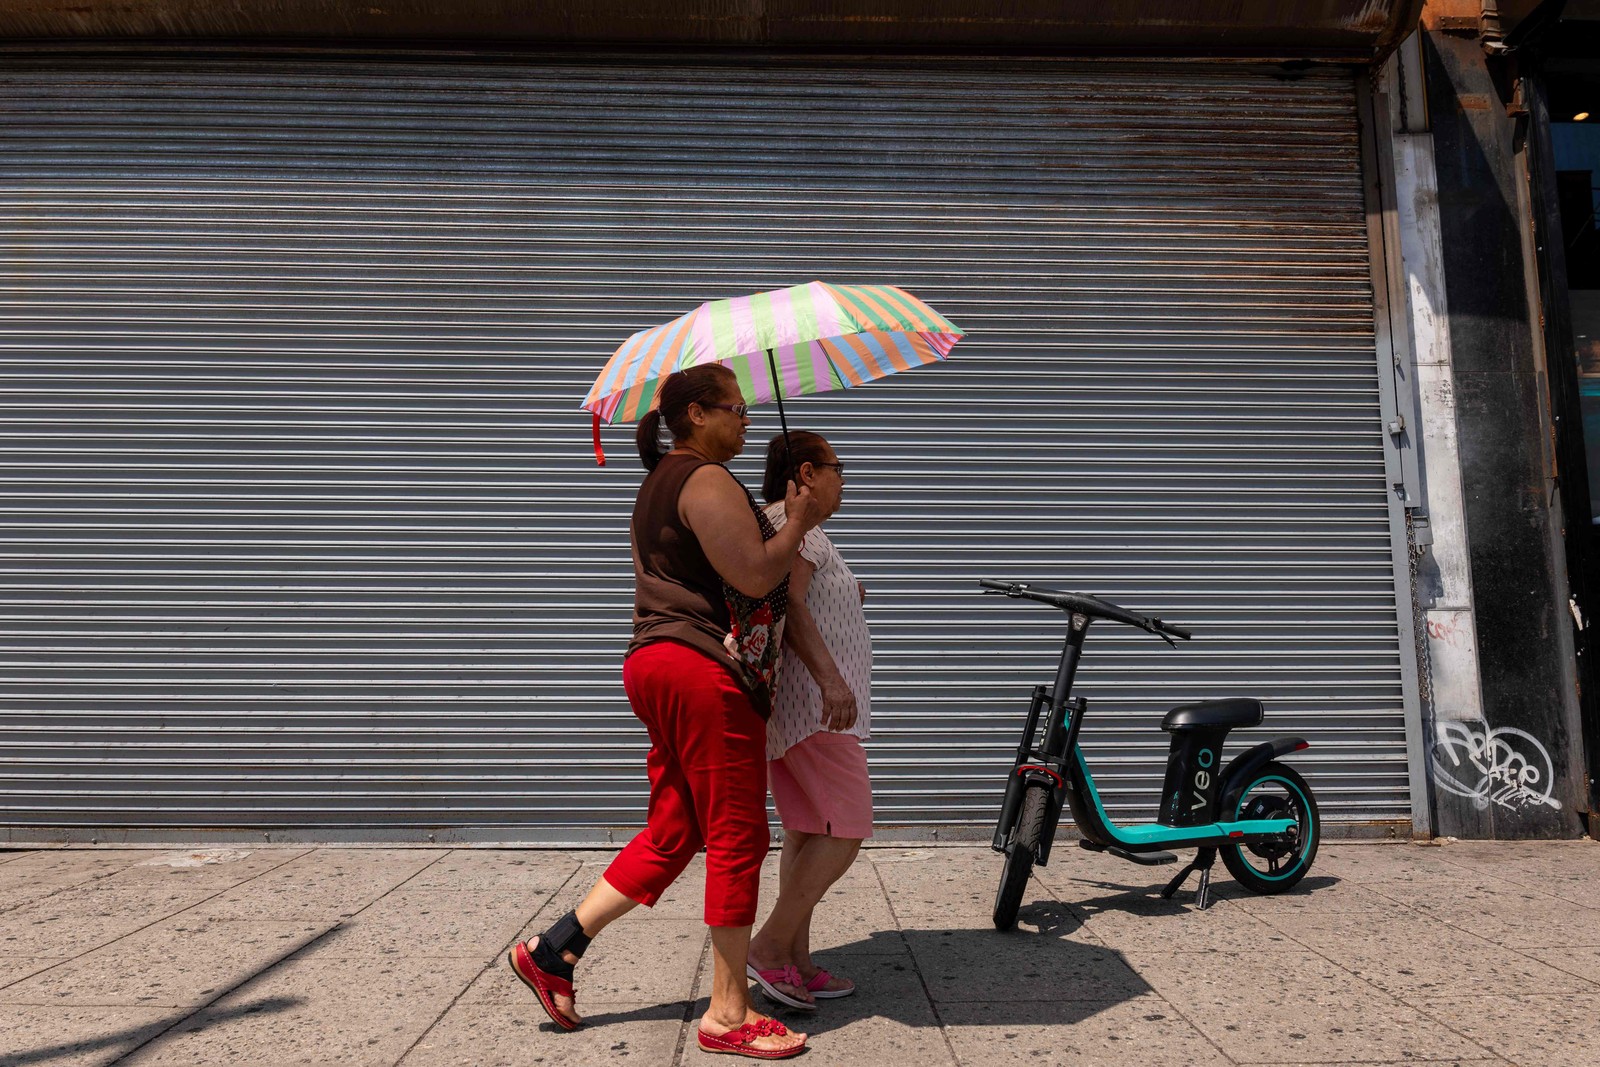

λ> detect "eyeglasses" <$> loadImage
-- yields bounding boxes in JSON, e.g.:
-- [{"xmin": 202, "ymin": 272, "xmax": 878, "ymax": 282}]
[
  {"xmin": 703, "ymin": 402, "xmax": 750, "ymax": 418},
  {"xmin": 812, "ymin": 461, "xmax": 846, "ymax": 476}
]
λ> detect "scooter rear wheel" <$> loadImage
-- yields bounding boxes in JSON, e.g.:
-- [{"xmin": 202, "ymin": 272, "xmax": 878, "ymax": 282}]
[
  {"xmin": 1220, "ymin": 761, "xmax": 1319, "ymax": 894},
  {"xmin": 993, "ymin": 783, "xmax": 1048, "ymax": 930}
]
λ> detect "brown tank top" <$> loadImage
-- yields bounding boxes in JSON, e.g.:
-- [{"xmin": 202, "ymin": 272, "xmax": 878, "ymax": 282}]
[{"xmin": 627, "ymin": 451, "xmax": 788, "ymax": 718}]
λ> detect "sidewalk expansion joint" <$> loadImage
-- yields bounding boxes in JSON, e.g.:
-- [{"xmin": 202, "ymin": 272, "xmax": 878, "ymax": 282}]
[
  {"xmin": 670, "ymin": 925, "xmax": 715, "ymax": 1066},
  {"xmin": 393, "ymin": 854, "xmax": 587, "ymax": 1065},
  {"xmin": 102, "ymin": 847, "xmax": 452, "ymax": 1066},
  {"xmin": 869, "ymin": 854, "xmax": 963, "ymax": 1067},
  {"xmin": 0, "ymin": 847, "xmax": 317, "ymax": 993}
]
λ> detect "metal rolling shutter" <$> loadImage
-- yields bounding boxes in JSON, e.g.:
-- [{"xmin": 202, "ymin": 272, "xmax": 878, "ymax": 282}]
[{"xmin": 0, "ymin": 50, "xmax": 1411, "ymax": 838}]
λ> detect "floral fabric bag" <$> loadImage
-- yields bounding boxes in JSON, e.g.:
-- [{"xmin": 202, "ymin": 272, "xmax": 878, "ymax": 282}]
[{"xmin": 723, "ymin": 492, "xmax": 789, "ymax": 717}]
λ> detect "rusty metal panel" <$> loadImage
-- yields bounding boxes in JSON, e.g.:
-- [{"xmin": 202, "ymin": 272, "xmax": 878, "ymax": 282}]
[
  {"xmin": 0, "ymin": 1, "xmax": 1423, "ymax": 59},
  {"xmin": 0, "ymin": 50, "xmax": 1409, "ymax": 838}
]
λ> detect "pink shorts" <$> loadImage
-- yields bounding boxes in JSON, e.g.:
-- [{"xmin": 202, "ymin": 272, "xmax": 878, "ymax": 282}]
[{"xmin": 768, "ymin": 733, "xmax": 874, "ymax": 840}]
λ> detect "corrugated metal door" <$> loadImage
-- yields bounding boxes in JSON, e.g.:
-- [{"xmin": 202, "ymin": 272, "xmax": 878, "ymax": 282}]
[{"xmin": 0, "ymin": 51, "xmax": 1411, "ymax": 838}]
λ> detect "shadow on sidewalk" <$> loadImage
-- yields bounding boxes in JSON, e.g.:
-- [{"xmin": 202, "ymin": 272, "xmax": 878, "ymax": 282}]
[
  {"xmin": 770, "ymin": 875, "xmax": 1342, "ymax": 1034},
  {"xmin": 1061, "ymin": 873, "xmax": 1342, "ymax": 913},
  {"xmin": 523, "ymin": 874, "xmax": 1347, "ymax": 1036},
  {"xmin": 534, "ymin": 1000, "xmax": 700, "ymax": 1030},
  {"xmin": 798, "ymin": 915, "xmax": 1151, "ymax": 1032},
  {"xmin": 0, "ymin": 995, "xmax": 300, "ymax": 1067}
]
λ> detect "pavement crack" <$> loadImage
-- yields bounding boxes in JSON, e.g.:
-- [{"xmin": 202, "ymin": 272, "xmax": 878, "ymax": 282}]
[
  {"xmin": 869, "ymin": 854, "xmax": 963, "ymax": 1067},
  {"xmin": 100, "ymin": 848, "xmax": 451, "ymax": 1065},
  {"xmin": 393, "ymin": 855, "xmax": 586, "ymax": 1065},
  {"xmin": 1235, "ymin": 890, "xmax": 1505, "ymax": 1062},
  {"xmin": 0, "ymin": 848, "xmax": 316, "ymax": 993},
  {"xmin": 98, "ymin": 923, "xmax": 333, "ymax": 1065},
  {"xmin": 670, "ymin": 925, "xmax": 715, "ymax": 1066}
]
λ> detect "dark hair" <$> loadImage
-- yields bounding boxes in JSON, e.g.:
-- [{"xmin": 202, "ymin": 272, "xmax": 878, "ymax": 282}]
[
  {"xmin": 761, "ymin": 430, "xmax": 832, "ymax": 503},
  {"xmin": 636, "ymin": 364, "xmax": 738, "ymax": 471}
]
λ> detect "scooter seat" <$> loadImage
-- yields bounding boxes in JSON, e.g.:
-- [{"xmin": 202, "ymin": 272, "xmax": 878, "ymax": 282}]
[{"xmin": 1161, "ymin": 698, "xmax": 1264, "ymax": 731}]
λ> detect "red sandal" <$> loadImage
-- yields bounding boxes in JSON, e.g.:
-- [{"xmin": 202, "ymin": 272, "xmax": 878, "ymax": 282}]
[
  {"xmin": 508, "ymin": 937, "xmax": 581, "ymax": 1031},
  {"xmin": 697, "ymin": 1018, "xmax": 807, "ymax": 1059}
]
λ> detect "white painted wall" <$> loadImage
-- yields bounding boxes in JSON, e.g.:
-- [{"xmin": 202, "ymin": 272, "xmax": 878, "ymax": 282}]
[{"xmin": 1382, "ymin": 39, "xmax": 1486, "ymax": 727}]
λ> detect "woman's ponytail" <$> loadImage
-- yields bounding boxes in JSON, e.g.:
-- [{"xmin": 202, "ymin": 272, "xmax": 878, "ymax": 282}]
[
  {"xmin": 637, "ymin": 365, "xmax": 737, "ymax": 472},
  {"xmin": 636, "ymin": 409, "xmax": 668, "ymax": 471}
]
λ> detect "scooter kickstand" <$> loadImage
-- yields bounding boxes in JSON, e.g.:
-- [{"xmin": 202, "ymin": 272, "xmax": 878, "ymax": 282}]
[
  {"xmin": 1159, "ymin": 859, "xmax": 1199, "ymax": 900},
  {"xmin": 1158, "ymin": 848, "xmax": 1217, "ymax": 911}
]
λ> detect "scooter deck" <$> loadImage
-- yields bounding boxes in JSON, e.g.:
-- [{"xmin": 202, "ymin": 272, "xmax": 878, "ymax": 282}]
[
  {"xmin": 1067, "ymin": 748, "xmax": 1296, "ymax": 850},
  {"xmin": 1110, "ymin": 816, "xmax": 1296, "ymax": 850},
  {"xmin": 1080, "ymin": 840, "xmax": 1177, "ymax": 866}
]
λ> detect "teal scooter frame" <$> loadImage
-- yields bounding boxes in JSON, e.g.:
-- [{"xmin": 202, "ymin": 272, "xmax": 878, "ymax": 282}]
[{"xmin": 981, "ymin": 579, "xmax": 1321, "ymax": 930}]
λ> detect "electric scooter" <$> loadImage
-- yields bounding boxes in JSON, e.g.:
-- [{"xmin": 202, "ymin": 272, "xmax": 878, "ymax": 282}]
[{"xmin": 980, "ymin": 579, "xmax": 1320, "ymax": 930}]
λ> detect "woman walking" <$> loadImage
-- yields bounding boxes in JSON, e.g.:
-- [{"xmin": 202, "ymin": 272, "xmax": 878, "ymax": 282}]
[
  {"xmin": 509, "ymin": 364, "xmax": 821, "ymax": 1059},
  {"xmin": 746, "ymin": 431, "xmax": 873, "ymax": 1012}
]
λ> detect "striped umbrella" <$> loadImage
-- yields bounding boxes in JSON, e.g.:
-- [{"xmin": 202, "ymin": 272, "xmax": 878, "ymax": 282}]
[{"xmin": 581, "ymin": 280, "xmax": 964, "ymax": 464}]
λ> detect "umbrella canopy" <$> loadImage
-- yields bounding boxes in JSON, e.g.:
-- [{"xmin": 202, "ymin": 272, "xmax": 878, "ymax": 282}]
[{"xmin": 581, "ymin": 281, "xmax": 964, "ymax": 463}]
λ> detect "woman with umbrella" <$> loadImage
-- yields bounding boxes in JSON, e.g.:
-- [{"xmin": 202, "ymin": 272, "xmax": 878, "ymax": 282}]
[
  {"xmin": 510, "ymin": 364, "xmax": 820, "ymax": 1059},
  {"xmin": 530, "ymin": 281, "xmax": 960, "ymax": 1056}
]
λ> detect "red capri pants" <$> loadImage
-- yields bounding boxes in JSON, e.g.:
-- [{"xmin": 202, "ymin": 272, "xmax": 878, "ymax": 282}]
[{"xmin": 604, "ymin": 640, "xmax": 769, "ymax": 927}]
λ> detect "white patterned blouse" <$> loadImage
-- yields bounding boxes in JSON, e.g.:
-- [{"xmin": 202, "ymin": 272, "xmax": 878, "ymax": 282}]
[{"xmin": 761, "ymin": 502, "xmax": 873, "ymax": 760}]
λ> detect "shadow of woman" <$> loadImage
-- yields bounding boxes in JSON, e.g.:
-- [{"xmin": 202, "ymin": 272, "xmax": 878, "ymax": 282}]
[
  {"xmin": 570, "ymin": 874, "xmax": 1345, "ymax": 1036},
  {"xmin": 756, "ymin": 915, "xmax": 1154, "ymax": 1033}
]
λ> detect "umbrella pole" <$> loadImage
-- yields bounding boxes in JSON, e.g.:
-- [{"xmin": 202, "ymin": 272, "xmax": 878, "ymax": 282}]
[{"xmin": 766, "ymin": 348, "xmax": 797, "ymax": 488}]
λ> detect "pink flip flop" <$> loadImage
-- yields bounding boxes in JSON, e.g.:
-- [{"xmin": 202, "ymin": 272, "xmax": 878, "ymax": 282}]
[
  {"xmin": 745, "ymin": 962, "xmax": 817, "ymax": 1012},
  {"xmin": 804, "ymin": 968, "xmax": 855, "ymax": 999}
]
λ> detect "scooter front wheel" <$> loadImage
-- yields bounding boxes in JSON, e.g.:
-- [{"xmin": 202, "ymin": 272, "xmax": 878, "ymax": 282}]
[
  {"xmin": 1220, "ymin": 761, "xmax": 1319, "ymax": 894},
  {"xmin": 993, "ymin": 783, "xmax": 1048, "ymax": 930}
]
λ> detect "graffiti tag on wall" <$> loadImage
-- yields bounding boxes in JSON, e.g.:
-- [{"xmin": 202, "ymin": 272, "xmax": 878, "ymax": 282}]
[{"xmin": 1431, "ymin": 721, "xmax": 1561, "ymax": 812}]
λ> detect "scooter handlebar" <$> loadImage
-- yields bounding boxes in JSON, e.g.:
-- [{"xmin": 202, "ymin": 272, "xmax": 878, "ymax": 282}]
[{"xmin": 978, "ymin": 579, "xmax": 1192, "ymax": 642}]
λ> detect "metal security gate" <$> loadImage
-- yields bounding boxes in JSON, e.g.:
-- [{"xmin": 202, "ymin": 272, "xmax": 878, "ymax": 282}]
[{"xmin": 0, "ymin": 50, "xmax": 1413, "ymax": 840}]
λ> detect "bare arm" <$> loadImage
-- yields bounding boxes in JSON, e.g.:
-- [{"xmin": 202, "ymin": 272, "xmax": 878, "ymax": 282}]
[
  {"xmin": 680, "ymin": 464, "xmax": 822, "ymax": 598},
  {"xmin": 782, "ymin": 554, "xmax": 858, "ymax": 732}
]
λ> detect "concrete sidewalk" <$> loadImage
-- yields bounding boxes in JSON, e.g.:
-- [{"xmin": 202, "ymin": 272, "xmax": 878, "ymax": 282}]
[{"xmin": 1, "ymin": 841, "xmax": 1598, "ymax": 1066}]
